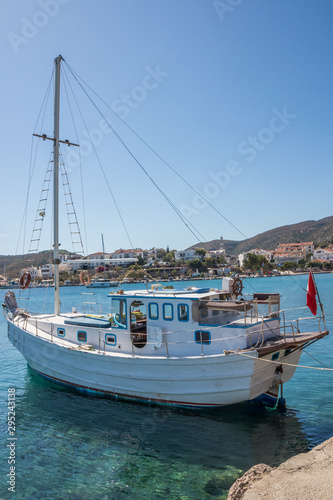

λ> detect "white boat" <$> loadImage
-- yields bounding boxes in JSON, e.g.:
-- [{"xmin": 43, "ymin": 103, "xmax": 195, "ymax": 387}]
[
  {"xmin": 86, "ymin": 278, "xmax": 113, "ymax": 288},
  {"xmin": 3, "ymin": 56, "xmax": 329, "ymax": 409}
]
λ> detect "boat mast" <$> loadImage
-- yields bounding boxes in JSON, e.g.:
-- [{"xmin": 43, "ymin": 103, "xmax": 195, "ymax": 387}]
[
  {"xmin": 53, "ymin": 55, "xmax": 62, "ymax": 315},
  {"xmin": 101, "ymin": 234, "xmax": 106, "ymax": 280}
]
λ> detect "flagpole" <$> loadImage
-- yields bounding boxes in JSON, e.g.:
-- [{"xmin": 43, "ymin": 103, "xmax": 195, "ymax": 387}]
[{"xmin": 311, "ymin": 268, "xmax": 326, "ymax": 331}]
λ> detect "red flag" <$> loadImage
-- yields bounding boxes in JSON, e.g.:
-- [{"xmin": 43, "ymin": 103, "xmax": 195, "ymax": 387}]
[{"xmin": 306, "ymin": 272, "xmax": 317, "ymax": 315}]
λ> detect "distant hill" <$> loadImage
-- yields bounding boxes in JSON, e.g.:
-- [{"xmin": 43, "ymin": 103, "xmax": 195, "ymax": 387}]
[
  {"xmin": 0, "ymin": 250, "xmax": 74, "ymax": 280},
  {"xmin": 188, "ymin": 216, "xmax": 333, "ymax": 255}
]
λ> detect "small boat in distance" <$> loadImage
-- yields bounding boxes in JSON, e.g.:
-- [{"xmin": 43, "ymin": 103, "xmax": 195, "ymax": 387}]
[
  {"xmin": 3, "ymin": 55, "xmax": 329, "ymax": 409},
  {"xmin": 86, "ymin": 278, "xmax": 116, "ymax": 288}
]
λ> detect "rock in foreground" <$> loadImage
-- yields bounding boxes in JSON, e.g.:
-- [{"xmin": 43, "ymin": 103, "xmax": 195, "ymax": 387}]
[{"xmin": 228, "ymin": 437, "xmax": 333, "ymax": 500}]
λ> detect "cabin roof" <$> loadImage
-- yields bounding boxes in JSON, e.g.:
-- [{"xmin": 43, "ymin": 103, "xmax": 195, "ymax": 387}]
[{"xmin": 108, "ymin": 287, "xmax": 222, "ymax": 300}]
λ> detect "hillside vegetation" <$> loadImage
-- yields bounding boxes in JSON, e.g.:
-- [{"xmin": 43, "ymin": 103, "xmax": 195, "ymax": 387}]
[
  {"xmin": 189, "ymin": 216, "xmax": 333, "ymax": 255},
  {"xmin": 2, "ymin": 216, "xmax": 333, "ymax": 279}
]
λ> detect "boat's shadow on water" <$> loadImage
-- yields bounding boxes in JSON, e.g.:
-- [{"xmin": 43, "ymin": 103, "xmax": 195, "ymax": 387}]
[{"xmin": 23, "ymin": 367, "xmax": 310, "ymax": 471}]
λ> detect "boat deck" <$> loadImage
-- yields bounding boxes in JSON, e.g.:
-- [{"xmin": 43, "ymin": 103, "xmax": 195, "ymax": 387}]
[{"xmin": 256, "ymin": 331, "xmax": 329, "ymax": 356}]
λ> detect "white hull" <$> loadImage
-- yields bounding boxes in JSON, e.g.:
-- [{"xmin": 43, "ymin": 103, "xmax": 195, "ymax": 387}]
[
  {"xmin": 7, "ymin": 318, "xmax": 301, "ymax": 407},
  {"xmin": 86, "ymin": 282, "xmax": 112, "ymax": 288}
]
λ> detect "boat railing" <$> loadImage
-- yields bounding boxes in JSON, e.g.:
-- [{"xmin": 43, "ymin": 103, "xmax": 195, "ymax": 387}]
[
  {"xmin": 200, "ymin": 294, "xmax": 281, "ymax": 327},
  {"xmin": 8, "ymin": 306, "xmax": 326, "ymax": 357},
  {"xmin": 80, "ymin": 292, "xmax": 102, "ymax": 315}
]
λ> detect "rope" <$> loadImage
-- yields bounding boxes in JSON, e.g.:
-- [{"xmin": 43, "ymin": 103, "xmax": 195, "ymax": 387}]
[
  {"xmin": 228, "ymin": 349, "xmax": 333, "ymax": 371},
  {"xmin": 303, "ymin": 349, "xmax": 332, "ymax": 370},
  {"xmin": 63, "ymin": 61, "xmax": 249, "ymax": 240},
  {"xmin": 62, "ymin": 74, "xmax": 88, "ymax": 256},
  {"xmin": 62, "ymin": 66, "xmax": 135, "ymax": 249},
  {"xmin": 64, "ymin": 63, "xmax": 207, "ymax": 246},
  {"xmin": 114, "ymin": 263, "xmax": 163, "ymax": 290},
  {"xmin": 0, "ymin": 340, "xmax": 10, "ymax": 350}
]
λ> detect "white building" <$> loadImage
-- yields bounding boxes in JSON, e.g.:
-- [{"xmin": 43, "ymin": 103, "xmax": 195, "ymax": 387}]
[
  {"xmin": 238, "ymin": 249, "xmax": 273, "ymax": 268},
  {"xmin": 276, "ymin": 242, "xmax": 314, "ymax": 255},
  {"xmin": 208, "ymin": 236, "xmax": 225, "ymax": 258},
  {"xmin": 110, "ymin": 249, "xmax": 143, "ymax": 266},
  {"xmin": 40, "ymin": 264, "xmax": 54, "ymax": 278},
  {"xmin": 20, "ymin": 266, "xmax": 41, "ymax": 279},
  {"xmin": 274, "ymin": 252, "xmax": 303, "ymax": 265},
  {"xmin": 175, "ymin": 249, "xmax": 199, "ymax": 261},
  {"xmin": 312, "ymin": 247, "xmax": 333, "ymax": 262}
]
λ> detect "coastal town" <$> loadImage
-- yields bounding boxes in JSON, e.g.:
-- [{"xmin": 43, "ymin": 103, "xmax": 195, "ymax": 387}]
[{"xmin": 1, "ymin": 238, "xmax": 333, "ymax": 287}]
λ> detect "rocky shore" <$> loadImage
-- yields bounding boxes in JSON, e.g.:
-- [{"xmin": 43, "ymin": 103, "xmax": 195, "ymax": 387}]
[{"xmin": 228, "ymin": 437, "xmax": 333, "ymax": 500}]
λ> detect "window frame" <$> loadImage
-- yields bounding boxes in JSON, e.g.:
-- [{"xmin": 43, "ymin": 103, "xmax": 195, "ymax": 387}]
[
  {"xmin": 148, "ymin": 302, "xmax": 159, "ymax": 320},
  {"xmin": 57, "ymin": 327, "xmax": 65, "ymax": 337},
  {"xmin": 163, "ymin": 303, "xmax": 174, "ymax": 321},
  {"xmin": 111, "ymin": 298, "xmax": 127, "ymax": 329},
  {"xmin": 178, "ymin": 303, "xmax": 189, "ymax": 322},
  {"xmin": 194, "ymin": 330, "xmax": 211, "ymax": 345},
  {"xmin": 105, "ymin": 333, "xmax": 117, "ymax": 346},
  {"xmin": 77, "ymin": 330, "xmax": 87, "ymax": 343}
]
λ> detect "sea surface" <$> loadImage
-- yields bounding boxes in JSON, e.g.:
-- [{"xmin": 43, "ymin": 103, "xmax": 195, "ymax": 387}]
[{"xmin": 1, "ymin": 275, "xmax": 333, "ymax": 499}]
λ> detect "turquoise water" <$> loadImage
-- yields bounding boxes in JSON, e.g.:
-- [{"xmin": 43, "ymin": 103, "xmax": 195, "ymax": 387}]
[{"xmin": 1, "ymin": 275, "xmax": 333, "ymax": 499}]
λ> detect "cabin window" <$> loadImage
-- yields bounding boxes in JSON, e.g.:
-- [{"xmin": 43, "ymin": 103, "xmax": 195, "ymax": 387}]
[
  {"xmin": 271, "ymin": 352, "xmax": 280, "ymax": 361},
  {"xmin": 195, "ymin": 330, "xmax": 211, "ymax": 345},
  {"xmin": 163, "ymin": 303, "xmax": 173, "ymax": 321},
  {"xmin": 78, "ymin": 330, "xmax": 87, "ymax": 342},
  {"xmin": 57, "ymin": 328, "xmax": 65, "ymax": 337},
  {"xmin": 110, "ymin": 299, "xmax": 127, "ymax": 329},
  {"xmin": 130, "ymin": 300, "xmax": 147, "ymax": 348},
  {"xmin": 149, "ymin": 303, "xmax": 159, "ymax": 320},
  {"xmin": 105, "ymin": 334, "xmax": 117, "ymax": 346},
  {"xmin": 212, "ymin": 310, "xmax": 219, "ymax": 316},
  {"xmin": 178, "ymin": 304, "xmax": 189, "ymax": 321},
  {"xmin": 284, "ymin": 348, "xmax": 292, "ymax": 356},
  {"xmin": 200, "ymin": 308, "xmax": 208, "ymax": 320}
]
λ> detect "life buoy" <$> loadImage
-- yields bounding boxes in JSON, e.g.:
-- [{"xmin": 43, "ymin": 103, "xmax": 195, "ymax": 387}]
[
  {"xmin": 80, "ymin": 270, "xmax": 91, "ymax": 285},
  {"xmin": 232, "ymin": 277, "xmax": 243, "ymax": 297},
  {"xmin": 20, "ymin": 272, "xmax": 31, "ymax": 290}
]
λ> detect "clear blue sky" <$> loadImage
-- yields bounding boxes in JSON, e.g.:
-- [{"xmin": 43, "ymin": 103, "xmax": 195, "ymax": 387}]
[{"xmin": 1, "ymin": 0, "xmax": 332, "ymax": 255}]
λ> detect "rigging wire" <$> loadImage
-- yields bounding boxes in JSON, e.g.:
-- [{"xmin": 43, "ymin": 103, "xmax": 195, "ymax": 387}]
[
  {"xmin": 62, "ymin": 66, "xmax": 135, "ymax": 249},
  {"xmin": 59, "ymin": 145, "xmax": 85, "ymax": 257},
  {"xmin": 63, "ymin": 64, "xmax": 207, "ymax": 245},
  {"xmin": 62, "ymin": 74, "xmax": 88, "ymax": 256},
  {"xmin": 64, "ymin": 61, "xmax": 248, "ymax": 240},
  {"xmin": 16, "ymin": 69, "xmax": 54, "ymax": 256},
  {"xmin": 303, "ymin": 349, "xmax": 332, "ymax": 370},
  {"xmin": 62, "ymin": 63, "xmax": 320, "ymax": 299}
]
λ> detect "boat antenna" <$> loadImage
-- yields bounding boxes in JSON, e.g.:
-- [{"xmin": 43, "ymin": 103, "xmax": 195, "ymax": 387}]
[{"xmin": 101, "ymin": 233, "xmax": 107, "ymax": 280}]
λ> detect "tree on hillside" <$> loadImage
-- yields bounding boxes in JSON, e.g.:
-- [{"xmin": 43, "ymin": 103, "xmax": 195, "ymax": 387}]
[
  {"xmin": 188, "ymin": 259, "xmax": 207, "ymax": 272},
  {"xmin": 281, "ymin": 261, "xmax": 297, "ymax": 270},
  {"xmin": 156, "ymin": 248, "xmax": 167, "ymax": 259},
  {"xmin": 136, "ymin": 257, "xmax": 145, "ymax": 267},
  {"xmin": 242, "ymin": 253, "xmax": 272, "ymax": 272},
  {"xmin": 195, "ymin": 248, "xmax": 206, "ymax": 260},
  {"xmin": 162, "ymin": 253, "xmax": 173, "ymax": 263}
]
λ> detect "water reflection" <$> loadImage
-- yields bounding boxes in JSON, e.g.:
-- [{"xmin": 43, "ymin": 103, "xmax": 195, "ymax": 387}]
[{"xmin": 22, "ymin": 368, "xmax": 310, "ymax": 472}]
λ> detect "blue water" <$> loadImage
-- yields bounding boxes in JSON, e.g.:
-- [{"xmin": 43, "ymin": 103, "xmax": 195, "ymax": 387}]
[{"xmin": 1, "ymin": 275, "xmax": 333, "ymax": 499}]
